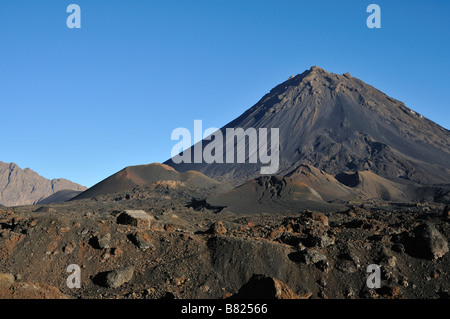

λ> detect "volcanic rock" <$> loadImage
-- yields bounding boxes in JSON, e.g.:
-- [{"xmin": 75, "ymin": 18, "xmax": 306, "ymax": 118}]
[
  {"xmin": 0, "ymin": 281, "xmax": 68, "ymax": 299},
  {"xmin": 301, "ymin": 249, "xmax": 327, "ymax": 265},
  {"xmin": 116, "ymin": 210, "xmax": 160, "ymax": 230},
  {"xmin": 105, "ymin": 266, "xmax": 135, "ymax": 288},
  {"xmin": 129, "ymin": 232, "xmax": 153, "ymax": 250},
  {"xmin": 0, "ymin": 273, "xmax": 14, "ymax": 288},
  {"xmin": 97, "ymin": 233, "xmax": 111, "ymax": 249},
  {"xmin": 414, "ymin": 222, "xmax": 449, "ymax": 260},
  {"xmin": 208, "ymin": 221, "xmax": 227, "ymax": 235}
]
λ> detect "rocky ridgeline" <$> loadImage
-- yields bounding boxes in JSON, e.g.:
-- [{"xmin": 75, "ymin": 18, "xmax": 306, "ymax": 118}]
[{"xmin": 0, "ymin": 162, "xmax": 86, "ymax": 207}]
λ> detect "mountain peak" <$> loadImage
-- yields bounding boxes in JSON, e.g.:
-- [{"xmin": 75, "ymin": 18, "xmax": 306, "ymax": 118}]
[
  {"xmin": 309, "ymin": 65, "xmax": 327, "ymax": 73},
  {"xmin": 286, "ymin": 66, "xmax": 340, "ymax": 88},
  {"xmin": 166, "ymin": 66, "xmax": 450, "ymax": 191},
  {"xmin": 299, "ymin": 66, "xmax": 351, "ymax": 81}
]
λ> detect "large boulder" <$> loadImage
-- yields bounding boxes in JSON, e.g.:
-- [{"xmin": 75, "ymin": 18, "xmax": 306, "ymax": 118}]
[
  {"xmin": 116, "ymin": 210, "xmax": 160, "ymax": 230},
  {"xmin": 406, "ymin": 222, "xmax": 449, "ymax": 260},
  {"xmin": 105, "ymin": 266, "xmax": 135, "ymax": 288}
]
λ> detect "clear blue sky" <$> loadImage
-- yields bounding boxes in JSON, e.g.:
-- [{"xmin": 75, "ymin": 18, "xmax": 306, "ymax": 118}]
[{"xmin": 1, "ymin": 0, "xmax": 449, "ymax": 187}]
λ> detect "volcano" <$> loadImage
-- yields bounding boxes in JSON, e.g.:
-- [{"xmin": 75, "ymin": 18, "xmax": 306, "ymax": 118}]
[
  {"xmin": 73, "ymin": 163, "xmax": 221, "ymax": 200},
  {"xmin": 166, "ymin": 66, "xmax": 450, "ymax": 202}
]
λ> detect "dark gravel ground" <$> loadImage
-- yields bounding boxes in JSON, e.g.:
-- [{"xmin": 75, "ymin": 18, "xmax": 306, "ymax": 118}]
[{"xmin": 0, "ymin": 185, "xmax": 448, "ymax": 299}]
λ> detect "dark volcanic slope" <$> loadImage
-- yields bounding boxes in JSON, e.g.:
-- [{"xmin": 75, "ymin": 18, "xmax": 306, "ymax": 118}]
[
  {"xmin": 165, "ymin": 66, "xmax": 450, "ymax": 191},
  {"xmin": 0, "ymin": 162, "xmax": 86, "ymax": 207},
  {"xmin": 206, "ymin": 175, "xmax": 339, "ymax": 213},
  {"xmin": 287, "ymin": 164, "xmax": 356, "ymax": 202},
  {"xmin": 37, "ymin": 189, "xmax": 84, "ymax": 205},
  {"xmin": 73, "ymin": 163, "xmax": 220, "ymax": 200}
]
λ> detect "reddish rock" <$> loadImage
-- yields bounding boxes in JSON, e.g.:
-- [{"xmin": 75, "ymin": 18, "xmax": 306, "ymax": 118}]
[
  {"xmin": 117, "ymin": 210, "xmax": 160, "ymax": 230},
  {"xmin": 209, "ymin": 221, "xmax": 227, "ymax": 235},
  {"xmin": 0, "ymin": 282, "xmax": 68, "ymax": 299},
  {"xmin": 0, "ymin": 273, "xmax": 14, "ymax": 289},
  {"xmin": 164, "ymin": 224, "xmax": 176, "ymax": 232},
  {"xmin": 267, "ymin": 227, "xmax": 284, "ymax": 240},
  {"xmin": 112, "ymin": 247, "xmax": 123, "ymax": 257}
]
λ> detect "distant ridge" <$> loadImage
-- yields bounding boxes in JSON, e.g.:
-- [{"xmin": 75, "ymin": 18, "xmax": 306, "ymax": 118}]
[{"xmin": 0, "ymin": 161, "xmax": 86, "ymax": 206}]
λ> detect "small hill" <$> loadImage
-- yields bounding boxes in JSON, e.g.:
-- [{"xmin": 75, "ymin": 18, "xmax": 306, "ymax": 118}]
[
  {"xmin": 289, "ymin": 165, "xmax": 411, "ymax": 202},
  {"xmin": 288, "ymin": 164, "xmax": 356, "ymax": 201},
  {"xmin": 335, "ymin": 170, "xmax": 409, "ymax": 202},
  {"xmin": 206, "ymin": 175, "xmax": 339, "ymax": 213},
  {"xmin": 73, "ymin": 163, "xmax": 221, "ymax": 200}
]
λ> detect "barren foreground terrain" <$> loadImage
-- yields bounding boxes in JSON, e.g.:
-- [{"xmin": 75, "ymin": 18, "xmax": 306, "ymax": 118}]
[{"xmin": 0, "ymin": 183, "xmax": 448, "ymax": 299}]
